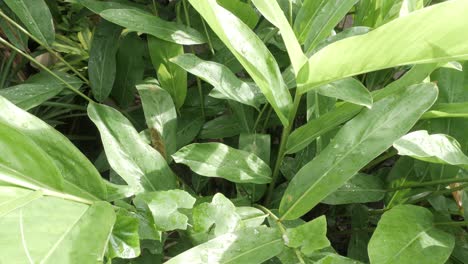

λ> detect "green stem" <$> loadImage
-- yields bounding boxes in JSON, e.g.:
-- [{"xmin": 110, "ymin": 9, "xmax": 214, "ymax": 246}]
[
  {"xmin": 388, "ymin": 177, "xmax": 468, "ymax": 191},
  {"xmin": 363, "ymin": 148, "xmax": 398, "ymax": 171},
  {"xmin": 255, "ymin": 204, "xmax": 306, "ymax": 264},
  {"xmin": 200, "ymin": 16, "xmax": 215, "ymax": 55},
  {"xmin": 253, "ymin": 103, "xmax": 269, "ymax": 132},
  {"xmin": 182, "ymin": 0, "xmax": 205, "ymax": 119},
  {"xmin": 288, "ymin": 0, "xmax": 293, "ymax": 26},
  {"xmin": 265, "ymin": 91, "xmax": 302, "ymax": 205},
  {"xmin": 314, "ymin": 92, "xmax": 323, "ymax": 155},
  {"xmin": 0, "ymin": 10, "xmax": 90, "ymax": 85},
  {"xmin": 0, "ymin": 36, "xmax": 94, "ymax": 103}
]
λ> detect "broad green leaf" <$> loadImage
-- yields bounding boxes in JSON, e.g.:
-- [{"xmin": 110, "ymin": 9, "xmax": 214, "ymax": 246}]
[
  {"xmin": 297, "ymin": 0, "xmax": 468, "ymax": 93},
  {"xmin": 192, "ymin": 193, "xmax": 241, "ymax": 237},
  {"xmin": 229, "ymin": 101, "xmax": 254, "ymax": 134},
  {"xmin": 286, "ymin": 216, "xmax": 330, "ymax": 256},
  {"xmin": 88, "ymin": 19, "xmax": 121, "ymax": 102},
  {"xmin": 189, "ymin": 0, "xmax": 292, "ymax": 126},
  {"xmin": 108, "ymin": 209, "xmax": 140, "ymax": 259},
  {"xmin": 134, "ymin": 190, "xmax": 195, "ymax": 232},
  {"xmin": 0, "ymin": 187, "xmax": 115, "ymax": 263},
  {"xmin": 400, "ymin": 0, "xmax": 424, "ymax": 17},
  {"xmin": 0, "ymin": 71, "xmax": 82, "ymax": 110},
  {"xmin": 322, "ymin": 173, "xmax": 385, "ymax": 205},
  {"xmin": 3, "ymin": 0, "xmax": 55, "ymax": 46},
  {"xmin": 294, "ymin": 0, "xmax": 358, "ymax": 52},
  {"xmin": 76, "ymin": 0, "xmax": 143, "ymax": 13},
  {"xmin": 171, "ymin": 54, "xmax": 261, "ymax": 109},
  {"xmin": 172, "ymin": 143, "xmax": 272, "ymax": 184},
  {"xmin": 347, "ymin": 205, "xmax": 371, "ymax": 262},
  {"xmin": 198, "ymin": 114, "xmax": 242, "ymax": 139},
  {"xmin": 0, "ymin": 96, "xmax": 107, "ymax": 200},
  {"xmin": 148, "ymin": 36, "xmax": 187, "ymax": 109},
  {"xmin": 314, "ymin": 253, "xmax": 363, "ymax": 264},
  {"xmin": 0, "ymin": 122, "xmax": 63, "ymax": 192},
  {"xmin": 166, "ymin": 226, "xmax": 283, "ymax": 264},
  {"xmin": 251, "ymin": 0, "xmax": 307, "ymax": 75},
  {"xmin": 100, "ymin": 9, "xmax": 205, "ymax": 45},
  {"xmin": 111, "ymin": 33, "xmax": 144, "ymax": 108},
  {"xmin": 422, "ymin": 103, "xmax": 468, "ymax": 119},
  {"xmin": 394, "ymin": 130, "xmax": 468, "ymax": 168},
  {"xmin": 177, "ymin": 110, "xmax": 204, "ymax": 148},
  {"xmin": 137, "ymin": 80, "xmax": 177, "ymax": 159},
  {"xmin": 355, "ymin": 0, "xmax": 404, "ymax": 28},
  {"xmin": 280, "ymin": 83, "xmax": 438, "ymax": 220},
  {"xmin": 316, "ymin": 78, "xmax": 373, "ymax": 108},
  {"xmin": 368, "ymin": 205, "xmax": 454, "ymax": 264},
  {"xmin": 286, "ymin": 63, "xmax": 438, "ymax": 154},
  {"xmin": 236, "ymin": 207, "xmax": 267, "ymax": 228},
  {"xmin": 239, "ymin": 133, "xmax": 271, "ymax": 164},
  {"xmin": 87, "ymin": 103, "xmax": 177, "ymax": 193},
  {"xmin": 217, "ymin": 0, "xmax": 259, "ymax": 29},
  {"xmin": 0, "ymin": 2, "xmax": 28, "ymax": 50}
]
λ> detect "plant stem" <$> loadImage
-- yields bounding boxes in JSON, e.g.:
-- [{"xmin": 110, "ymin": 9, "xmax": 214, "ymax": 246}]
[
  {"xmin": 0, "ymin": 36, "xmax": 94, "ymax": 103},
  {"xmin": 388, "ymin": 177, "xmax": 468, "ymax": 191},
  {"xmin": 253, "ymin": 103, "xmax": 269, "ymax": 132},
  {"xmin": 255, "ymin": 204, "xmax": 306, "ymax": 264},
  {"xmin": 288, "ymin": 0, "xmax": 293, "ymax": 26},
  {"xmin": 265, "ymin": 91, "xmax": 302, "ymax": 205},
  {"xmin": 200, "ymin": 16, "xmax": 215, "ymax": 55},
  {"xmin": 363, "ymin": 148, "xmax": 398, "ymax": 171},
  {"xmin": 182, "ymin": 0, "xmax": 205, "ymax": 119},
  {"xmin": 0, "ymin": 10, "xmax": 90, "ymax": 85}
]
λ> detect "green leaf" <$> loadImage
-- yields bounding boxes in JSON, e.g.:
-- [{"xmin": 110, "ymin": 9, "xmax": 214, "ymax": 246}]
[
  {"xmin": 188, "ymin": 0, "xmax": 292, "ymax": 126},
  {"xmin": 192, "ymin": 193, "xmax": 241, "ymax": 236},
  {"xmin": 239, "ymin": 133, "xmax": 271, "ymax": 164},
  {"xmin": 134, "ymin": 190, "xmax": 195, "ymax": 232},
  {"xmin": 422, "ymin": 103, "xmax": 468, "ymax": 119},
  {"xmin": 76, "ymin": 0, "xmax": 143, "ymax": 13},
  {"xmin": 394, "ymin": 130, "xmax": 468, "ymax": 168},
  {"xmin": 3, "ymin": 0, "xmax": 55, "ymax": 46},
  {"xmin": 177, "ymin": 110, "xmax": 204, "ymax": 148},
  {"xmin": 286, "ymin": 63, "xmax": 438, "ymax": 154},
  {"xmin": 111, "ymin": 33, "xmax": 145, "ymax": 108},
  {"xmin": 316, "ymin": 78, "xmax": 373, "ymax": 108},
  {"xmin": 87, "ymin": 102, "xmax": 177, "ymax": 193},
  {"xmin": 286, "ymin": 216, "xmax": 330, "ymax": 256},
  {"xmin": 172, "ymin": 143, "xmax": 272, "ymax": 184},
  {"xmin": 0, "ymin": 2, "xmax": 28, "ymax": 50},
  {"xmin": 236, "ymin": 206, "xmax": 267, "ymax": 228},
  {"xmin": 88, "ymin": 19, "xmax": 121, "ymax": 102},
  {"xmin": 166, "ymin": 226, "xmax": 283, "ymax": 264},
  {"xmin": 0, "ymin": 96, "xmax": 107, "ymax": 200},
  {"xmin": 0, "ymin": 122, "xmax": 63, "ymax": 191},
  {"xmin": 198, "ymin": 114, "xmax": 242, "ymax": 139},
  {"xmin": 148, "ymin": 36, "xmax": 187, "ymax": 109},
  {"xmin": 294, "ymin": 0, "xmax": 358, "ymax": 52},
  {"xmin": 0, "ymin": 187, "xmax": 115, "ymax": 263},
  {"xmin": 100, "ymin": 9, "xmax": 205, "ymax": 45},
  {"xmin": 108, "ymin": 209, "xmax": 140, "ymax": 259},
  {"xmin": 322, "ymin": 173, "xmax": 385, "ymax": 205},
  {"xmin": 279, "ymin": 83, "xmax": 438, "ymax": 220},
  {"xmin": 297, "ymin": 0, "xmax": 468, "ymax": 93},
  {"xmin": 0, "ymin": 71, "xmax": 82, "ymax": 110},
  {"xmin": 217, "ymin": 0, "xmax": 259, "ymax": 29},
  {"xmin": 251, "ymin": 0, "xmax": 307, "ymax": 75},
  {"xmin": 171, "ymin": 54, "xmax": 261, "ymax": 109},
  {"xmin": 368, "ymin": 205, "xmax": 455, "ymax": 264},
  {"xmin": 137, "ymin": 80, "xmax": 178, "ymax": 159}
]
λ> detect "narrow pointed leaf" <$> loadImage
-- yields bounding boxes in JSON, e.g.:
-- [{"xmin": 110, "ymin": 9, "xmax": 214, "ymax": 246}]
[
  {"xmin": 100, "ymin": 9, "xmax": 205, "ymax": 45},
  {"xmin": 137, "ymin": 81, "xmax": 178, "ymax": 159},
  {"xmin": 368, "ymin": 205, "xmax": 454, "ymax": 264},
  {"xmin": 297, "ymin": 0, "xmax": 468, "ymax": 93},
  {"xmin": 171, "ymin": 54, "xmax": 261, "ymax": 109},
  {"xmin": 251, "ymin": 0, "xmax": 307, "ymax": 74},
  {"xmin": 316, "ymin": 78, "xmax": 373, "ymax": 108},
  {"xmin": 3, "ymin": 0, "xmax": 55, "ymax": 46},
  {"xmin": 394, "ymin": 130, "xmax": 468, "ymax": 168},
  {"xmin": 422, "ymin": 103, "xmax": 468, "ymax": 119},
  {"xmin": 165, "ymin": 226, "xmax": 283, "ymax": 264},
  {"xmin": 172, "ymin": 143, "xmax": 272, "ymax": 184},
  {"xmin": 88, "ymin": 19, "xmax": 121, "ymax": 102},
  {"xmin": 0, "ymin": 187, "xmax": 115, "ymax": 264},
  {"xmin": 0, "ymin": 96, "xmax": 107, "ymax": 200},
  {"xmin": 88, "ymin": 103, "xmax": 177, "ymax": 193},
  {"xmin": 76, "ymin": 0, "xmax": 143, "ymax": 13},
  {"xmin": 188, "ymin": 0, "xmax": 292, "ymax": 126},
  {"xmin": 280, "ymin": 83, "xmax": 438, "ymax": 220},
  {"xmin": 148, "ymin": 36, "xmax": 187, "ymax": 109},
  {"xmin": 294, "ymin": 0, "xmax": 358, "ymax": 52}
]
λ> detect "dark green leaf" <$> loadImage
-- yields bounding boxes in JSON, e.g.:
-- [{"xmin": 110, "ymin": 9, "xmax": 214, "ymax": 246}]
[{"xmin": 322, "ymin": 173, "xmax": 385, "ymax": 205}]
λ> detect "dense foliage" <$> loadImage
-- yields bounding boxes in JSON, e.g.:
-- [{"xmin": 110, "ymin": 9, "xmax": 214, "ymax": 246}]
[{"xmin": 1, "ymin": 0, "xmax": 468, "ymax": 263}]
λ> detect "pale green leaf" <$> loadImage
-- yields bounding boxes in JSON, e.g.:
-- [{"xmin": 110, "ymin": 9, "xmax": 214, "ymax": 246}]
[
  {"xmin": 286, "ymin": 216, "xmax": 330, "ymax": 256},
  {"xmin": 316, "ymin": 78, "xmax": 373, "ymax": 108},
  {"xmin": 368, "ymin": 205, "xmax": 454, "ymax": 264},
  {"xmin": 421, "ymin": 103, "xmax": 468, "ymax": 119},
  {"xmin": 217, "ymin": 0, "xmax": 259, "ymax": 29},
  {"xmin": 394, "ymin": 130, "xmax": 468, "ymax": 168},
  {"xmin": 188, "ymin": 0, "xmax": 292, "ymax": 126},
  {"xmin": 87, "ymin": 103, "xmax": 177, "ymax": 194},
  {"xmin": 297, "ymin": 0, "xmax": 468, "ymax": 93},
  {"xmin": 280, "ymin": 83, "xmax": 438, "ymax": 220},
  {"xmin": 172, "ymin": 143, "xmax": 272, "ymax": 184},
  {"xmin": 134, "ymin": 190, "xmax": 195, "ymax": 232},
  {"xmin": 165, "ymin": 226, "xmax": 283, "ymax": 264},
  {"xmin": 100, "ymin": 9, "xmax": 205, "ymax": 45},
  {"xmin": 108, "ymin": 209, "xmax": 140, "ymax": 259}
]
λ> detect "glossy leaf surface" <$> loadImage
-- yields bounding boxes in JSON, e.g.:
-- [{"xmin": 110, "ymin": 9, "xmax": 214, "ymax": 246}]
[
  {"xmin": 322, "ymin": 173, "xmax": 385, "ymax": 205},
  {"xmin": 317, "ymin": 78, "xmax": 373, "ymax": 108}
]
